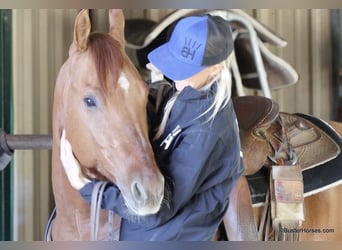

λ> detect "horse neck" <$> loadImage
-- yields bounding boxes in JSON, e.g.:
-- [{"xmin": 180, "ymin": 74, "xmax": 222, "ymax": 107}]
[
  {"xmin": 51, "ymin": 77, "xmax": 91, "ymax": 222},
  {"xmin": 50, "ymin": 95, "xmax": 94, "ymax": 240},
  {"xmin": 51, "ymin": 138, "xmax": 89, "ymax": 210}
]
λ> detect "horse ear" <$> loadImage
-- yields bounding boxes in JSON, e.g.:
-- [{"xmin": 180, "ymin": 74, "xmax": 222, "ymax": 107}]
[
  {"xmin": 72, "ymin": 9, "xmax": 91, "ymax": 52},
  {"xmin": 108, "ymin": 9, "xmax": 126, "ymax": 45}
]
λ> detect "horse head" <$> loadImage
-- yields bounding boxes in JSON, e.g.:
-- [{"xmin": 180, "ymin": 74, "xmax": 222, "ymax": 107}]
[{"xmin": 52, "ymin": 9, "xmax": 164, "ymax": 217}]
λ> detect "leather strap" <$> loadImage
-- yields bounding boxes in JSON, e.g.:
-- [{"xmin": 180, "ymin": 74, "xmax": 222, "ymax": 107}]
[
  {"xmin": 223, "ymin": 176, "xmax": 259, "ymax": 240},
  {"xmin": 44, "ymin": 207, "xmax": 56, "ymax": 241},
  {"xmin": 91, "ymin": 181, "xmax": 121, "ymax": 241},
  {"xmin": 44, "ymin": 181, "xmax": 121, "ymax": 241}
]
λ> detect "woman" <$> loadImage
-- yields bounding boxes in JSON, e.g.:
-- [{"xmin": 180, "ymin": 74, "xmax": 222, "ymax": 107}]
[{"xmin": 61, "ymin": 14, "xmax": 244, "ymax": 240}]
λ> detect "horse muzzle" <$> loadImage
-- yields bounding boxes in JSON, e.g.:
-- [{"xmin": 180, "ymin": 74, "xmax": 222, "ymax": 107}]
[{"xmin": 121, "ymin": 174, "xmax": 165, "ymax": 216}]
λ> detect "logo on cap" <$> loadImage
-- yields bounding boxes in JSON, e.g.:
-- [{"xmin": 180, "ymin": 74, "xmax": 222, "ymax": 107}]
[{"xmin": 180, "ymin": 37, "xmax": 202, "ymax": 61}]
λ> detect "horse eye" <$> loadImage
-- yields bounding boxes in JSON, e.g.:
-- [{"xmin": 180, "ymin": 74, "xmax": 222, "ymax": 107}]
[{"xmin": 83, "ymin": 96, "xmax": 97, "ymax": 108}]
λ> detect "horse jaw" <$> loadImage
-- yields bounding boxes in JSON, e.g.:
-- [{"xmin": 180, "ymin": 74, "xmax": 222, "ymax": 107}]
[{"xmin": 95, "ymin": 144, "xmax": 165, "ymax": 216}]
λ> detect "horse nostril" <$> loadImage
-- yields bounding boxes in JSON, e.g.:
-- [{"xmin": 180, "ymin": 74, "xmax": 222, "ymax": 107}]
[{"xmin": 132, "ymin": 181, "xmax": 147, "ymax": 204}]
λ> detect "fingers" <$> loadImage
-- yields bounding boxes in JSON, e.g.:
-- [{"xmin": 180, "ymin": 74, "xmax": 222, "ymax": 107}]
[
  {"xmin": 60, "ymin": 128, "xmax": 78, "ymax": 170},
  {"xmin": 60, "ymin": 129, "xmax": 73, "ymax": 165},
  {"xmin": 60, "ymin": 129, "xmax": 67, "ymax": 164},
  {"xmin": 61, "ymin": 128, "xmax": 66, "ymax": 141},
  {"xmin": 60, "ymin": 128, "xmax": 91, "ymax": 190}
]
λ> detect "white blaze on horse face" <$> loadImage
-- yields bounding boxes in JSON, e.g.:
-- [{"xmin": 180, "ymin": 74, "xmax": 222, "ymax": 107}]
[{"xmin": 118, "ymin": 72, "xmax": 130, "ymax": 94}]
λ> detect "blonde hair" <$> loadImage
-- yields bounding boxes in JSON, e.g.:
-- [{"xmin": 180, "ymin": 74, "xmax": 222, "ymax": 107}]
[{"xmin": 154, "ymin": 54, "xmax": 233, "ymax": 139}]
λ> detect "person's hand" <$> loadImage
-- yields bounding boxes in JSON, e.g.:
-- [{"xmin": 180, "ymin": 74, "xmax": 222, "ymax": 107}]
[{"xmin": 60, "ymin": 129, "xmax": 91, "ymax": 190}]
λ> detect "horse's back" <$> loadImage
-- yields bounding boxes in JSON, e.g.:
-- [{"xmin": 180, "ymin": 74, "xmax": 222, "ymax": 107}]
[{"xmin": 300, "ymin": 184, "xmax": 342, "ymax": 240}]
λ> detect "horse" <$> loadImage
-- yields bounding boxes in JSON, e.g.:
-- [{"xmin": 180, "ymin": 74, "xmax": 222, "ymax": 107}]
[{"xmin": 49, "ymin": 9, "xmax": 164, "ymax": 240}]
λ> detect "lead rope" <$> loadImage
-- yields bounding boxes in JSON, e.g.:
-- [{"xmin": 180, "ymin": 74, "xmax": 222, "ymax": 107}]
[
  {"xmin": 91, "ymin": 181, "xmax": 121, "ymax": 241},
  {"xmin": 43, "ymin": 182, "xmax": 120, "ymax": 241},
  {"xmin": 44, "ymin": 207, "xmax": 56, "ymax": 241}
]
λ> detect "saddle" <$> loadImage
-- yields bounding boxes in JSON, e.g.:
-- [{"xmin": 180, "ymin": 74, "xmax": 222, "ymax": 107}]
[
  {"xmin": 124, "ymin": 9, "xmax": 298, "ymax": 92},
  {"xmin": 232, "ymin": 96, "xmax": 279, "ymax": 176},
  {"xmin": 224, "ymin": 96, "xmax": 341, "ymax": 241},
  {"xmin": 233, "ymin": 32, "xmax": 298, "ymax": 90},
  {"xmin": 221, "ymin": 9, "xmax": 299, "ymax": 91},
  {"xmin": 232, "ymin": 96, "xmax": 340, "ymax": 175}
]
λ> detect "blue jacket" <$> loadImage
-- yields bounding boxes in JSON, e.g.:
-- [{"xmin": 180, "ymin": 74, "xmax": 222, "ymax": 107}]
[{"xmin": 80, "ymin": 83, "xmax": 244, "ymax": 240}]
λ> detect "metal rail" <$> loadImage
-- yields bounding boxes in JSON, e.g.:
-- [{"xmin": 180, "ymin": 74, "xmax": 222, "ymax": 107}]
[
  {"xmin": 5, "ymin": 134, "xmax": 52, "ymax": 150},
  {"xmin": 0, "ymin": 128, "xmax": 52, "ymax": 170}
]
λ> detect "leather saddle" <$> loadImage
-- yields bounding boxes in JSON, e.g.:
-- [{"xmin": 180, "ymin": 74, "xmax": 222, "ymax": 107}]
[
  {"xmin": 224, "ymin": 95, "xmax": 341, "ymax": 241},
  {"xmin": 232, "ymin": 95, "xmax": 279, "ymax": 176},
  {"xmin": 232, "ymin": 96, "xmax": 340, "ymax": 176},
  {"xmin": 233, "ymin": 32, "xmax": 298, "ymax": 90}
]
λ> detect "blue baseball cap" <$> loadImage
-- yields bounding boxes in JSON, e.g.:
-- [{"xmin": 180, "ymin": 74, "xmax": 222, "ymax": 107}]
[{"xmin": 147, "ymin": 14, "xmax": 234, "ymax": 81}]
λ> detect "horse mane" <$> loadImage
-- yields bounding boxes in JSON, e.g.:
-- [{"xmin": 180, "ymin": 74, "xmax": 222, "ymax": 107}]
[{"xmin": 88, "ymin": 33, "xmax": 124, "ymax": 94}]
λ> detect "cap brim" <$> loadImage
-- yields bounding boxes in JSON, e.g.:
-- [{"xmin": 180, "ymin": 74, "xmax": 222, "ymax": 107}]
[{"xmin": 147, "ymin": 43, "xmax": 205, "ymax": 81}]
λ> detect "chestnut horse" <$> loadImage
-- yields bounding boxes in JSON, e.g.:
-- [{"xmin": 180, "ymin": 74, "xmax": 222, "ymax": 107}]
[
  {"xmin": 291, "ymin": 121, "xmax": 342, "ymax": 240},
  {"xmin": 50, "ymin": 9, "xmax": 164, "ymax": 240}
]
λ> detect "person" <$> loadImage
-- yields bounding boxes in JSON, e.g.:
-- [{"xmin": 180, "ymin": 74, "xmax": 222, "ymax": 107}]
[{"xmin": 60, "ymin": 13, "xmax": 244, "ymax": 240}]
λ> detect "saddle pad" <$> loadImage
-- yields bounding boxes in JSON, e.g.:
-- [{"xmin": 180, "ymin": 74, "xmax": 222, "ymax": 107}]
[{"xmin": 247, "ymin": 114, "xmax": 342, "ymax": 206}]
